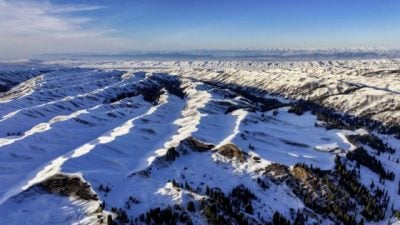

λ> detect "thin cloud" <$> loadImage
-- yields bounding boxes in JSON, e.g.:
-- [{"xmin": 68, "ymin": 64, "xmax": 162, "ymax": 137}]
[
  {"xmin": 50, "ymin": 5, "xmax": 106, "ymax": 14},
  {"xmin": 0, "ymin": 0, "xmax": 128, "ymax": 59}
]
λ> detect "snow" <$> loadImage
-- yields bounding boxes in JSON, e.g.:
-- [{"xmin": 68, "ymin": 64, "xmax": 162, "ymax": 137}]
[
  {"xmin": 67, "ymin": 58, "xmax": 400, "ymax": 126},
  {"xmin": 222, "ymin": 108, "xmax": 354, "ymax": 170},
  {"xmin": 146, "ymin": 80, "xmax": 211, "ymax": 167},
  {"xmin": 215, "ymin": 109, "xmax": 248, "ymax": 148},
  {"xmin": 0, "ymin": 59, "xmax": 399, "ymax": 224}
]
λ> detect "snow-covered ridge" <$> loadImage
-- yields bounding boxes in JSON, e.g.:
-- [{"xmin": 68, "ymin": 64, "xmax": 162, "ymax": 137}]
[
  {"xmin": 0, "ymin": 61, "xmax": 399, "ymax": 225},
  {"xmin": 57, "ymin": 59, "xmax": 400, "ymax": 128}
]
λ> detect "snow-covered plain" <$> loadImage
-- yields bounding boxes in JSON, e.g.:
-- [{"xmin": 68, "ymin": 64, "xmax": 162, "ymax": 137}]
[{"xmin": 0, "ymin": 59, "xmax": 399, "ymax": 225}]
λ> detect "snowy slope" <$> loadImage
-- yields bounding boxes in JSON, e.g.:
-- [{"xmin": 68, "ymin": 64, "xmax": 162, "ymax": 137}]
[
  {"xmin": 0, "ymin": 59, "xmax": 399, "ymax": 225},
  {"xmin": 56, "ymin": 59, "xmax": 400, "ymax": 127}
]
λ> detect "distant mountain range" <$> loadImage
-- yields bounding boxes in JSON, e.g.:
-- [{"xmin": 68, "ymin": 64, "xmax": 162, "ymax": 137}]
[{"xmin": 37, "ymin": 48, "xmax": 400, "ymax": 61}]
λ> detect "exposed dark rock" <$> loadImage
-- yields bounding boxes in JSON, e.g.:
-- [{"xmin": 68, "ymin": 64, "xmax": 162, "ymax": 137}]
[
  {"xmin": 288, "ymin": 105, "xmax": 305, "ymax": 116},
  {"xmin": 225, "ymin": 105, "xmax": 244, "ymax": 114},
  {"xmin": 165, "ymin": 147, "xmax": 180, "ymax": 161},
  {"xmin": 263, "ymin": 163, "xmax": 291, "ymax": 183},
  {"xmin": 180, "ymin": 137, "xmax": 215, "ymax": 152},
  {"xmin": 37, "ymin": 173, "xmax": 98, "ymax": 201},
  {"xmin": 140, "ymin": 86, "xmax": 165, "ymax": 104}
]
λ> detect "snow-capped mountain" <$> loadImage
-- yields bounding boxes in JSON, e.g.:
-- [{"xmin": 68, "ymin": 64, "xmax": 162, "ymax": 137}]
[
  {"xmin": 0, "ymin": 58, "xmax": 399, "ymax": 225},
  {"xmin": 38, "ymin": 49, "xmax": 400, "ymax": 61}
]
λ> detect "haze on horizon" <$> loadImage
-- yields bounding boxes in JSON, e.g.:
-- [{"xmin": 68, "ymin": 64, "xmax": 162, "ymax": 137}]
[{"xmin": 1, "ymin": 0, "xmax": 400, "ymax": 59}]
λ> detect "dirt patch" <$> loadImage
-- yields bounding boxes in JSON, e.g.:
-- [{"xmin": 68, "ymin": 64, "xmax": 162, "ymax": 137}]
[
  {"xmin": 37, "ymin": 173, "xmax": 98, "ymax": 201},
  {"xmin": 292, "ymin": 166, "xmax": 313, "ymax": 182},
  {"xmin": 217, "ymin": 144, "xmax": 247, "ymax": 162}
]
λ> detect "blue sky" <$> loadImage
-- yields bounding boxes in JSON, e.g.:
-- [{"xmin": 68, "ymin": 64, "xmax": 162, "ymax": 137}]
[{"xmin": 1, "ymin": 0, "xmax": 400, "ymax": 58}]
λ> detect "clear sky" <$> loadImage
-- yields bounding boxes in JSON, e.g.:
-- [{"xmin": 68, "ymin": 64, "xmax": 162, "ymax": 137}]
[{"xmin": 1, "ymin": 0, "xmax": 400, "ymax": 58}]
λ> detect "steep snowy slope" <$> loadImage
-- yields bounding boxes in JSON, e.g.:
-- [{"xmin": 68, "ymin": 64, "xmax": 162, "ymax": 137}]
[
  {"xmin": 60, "ymin": 59, "xmax": 400, "ymax": 129},
  {"xmin": 0, "ymin": 60, "xmax": 399, "ymax": 225}
]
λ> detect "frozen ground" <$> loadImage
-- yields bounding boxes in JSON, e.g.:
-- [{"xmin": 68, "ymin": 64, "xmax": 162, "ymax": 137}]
[
  {"xmin": 0, "ymin": 59, "xmax": 399, "ymax": 224},
  {"xmin": 51, "ymin": 59, "xmax": 400, "ymax": 126}
]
